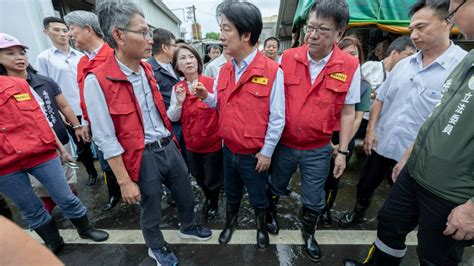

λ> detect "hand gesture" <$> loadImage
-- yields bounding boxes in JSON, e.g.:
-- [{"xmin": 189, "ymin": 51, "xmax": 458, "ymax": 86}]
[
  {"xmin": 194, "ymin": 82, "xmax": 209, "ymax": 100},
  {"xmin": 176, "ymin": 85, "xmax": 186, "ymax": 106},
  {"xmin": 120, "ymin": 181, "xmax": 142, "ymax": 205},
  {"xmin": 333, "ymin": 153, "xmax": 346, "ymax": 178},
  {"xmin": 443, "ymin": 199, "xmax": 474, "ymax": 241}
]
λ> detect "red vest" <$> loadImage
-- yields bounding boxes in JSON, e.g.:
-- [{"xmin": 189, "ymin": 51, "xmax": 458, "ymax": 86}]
[
  {"xmin": 77, "ymin": 42, "xmax": 112, "ymax": 122},
  {"xmin": 217, "ymin": 51, "xmax": 279, "ymax": 154},
  {"xmin": 88, "ymin": 50, "xmax": 174, "ymax": 182},
  {"xmin": 280, "ymin": 44, "xmax": 358, "ymax": 150},
  {"xmin": 178, "ymin": 75, "xmax": 221, "ymax": 153},
  {"xmin": 0, "ymin": 76, "xmax": 57, "ymax": 176}
]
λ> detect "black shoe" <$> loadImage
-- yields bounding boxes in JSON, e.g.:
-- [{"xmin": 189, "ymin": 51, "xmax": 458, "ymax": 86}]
[
  {"xmin": 255, "ymin": 208, "xmax": 269, "ymax": 250},
  {"xmin": 218, "ymin": 205, "xmax": 239, "ymax": 244},
  {"xmin": 339, "ymin": 208, "xmax": 367, "ymax": 227},
  {"xmin": 343, "ymin": 244, "xmax": 403, "ymax": 266},
  {"xmin": 320, "ymin": 210, "xmax": 332, "ymax": 228},
  {"xmin": 301, "ymin": 206, "xmax": 322, "ymax": 262},
  {"xmin": 70, "ymin": 215, "xmax": 109, "ymax": 242},
  {"xmin": 34, "ymin": 219, "xmax": 65, "ymax": 254},
  {"xmin": 101, "ymin": 195, "xmax": 120, "ymax": 212},
  {"xmin": 86, "ymin": 173, "xmax": 98, "ymax": 186},
  {"xmin": 266, "ymin": 188, "xmax": 280, "ymax": 235}
]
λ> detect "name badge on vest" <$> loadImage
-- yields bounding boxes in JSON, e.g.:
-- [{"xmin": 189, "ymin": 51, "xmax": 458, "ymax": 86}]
[
  {"xmin": 330, "ymin": 73, "xmax": 347, "ymax": 82},
  {"xmin": 14, "ymin": 93, "xmax": 31, "ymax": 101},
  {"xmin": 251, "ymin": 76, "xmax": 268, "ymax": 85}
]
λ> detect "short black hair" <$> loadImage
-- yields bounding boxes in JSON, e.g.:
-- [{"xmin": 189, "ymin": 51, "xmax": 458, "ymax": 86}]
[
  {"xmin": 216, "ymin": 2, "xmax": 262, "ymax": 46},
  {"xmin": 152, "ymin": 28, "xmax": 176, "ymax": 54},
  {"xmin": 264, "ymin": 37, "xmax": 280, "ymax": 49},
  {"xmin": 207, "ymin": 44, "xmax": 222, "ymax": 53},
  {"xmin": 43, "ymin": 17, "xmax": 66, "ymax": 29},
  {"xmin": 409, "ymin": 0, "xmax": 450, "ymax": 20},
  {"xmin": 172, "ymin": 44, "xmax": 203, "ymax": 77},
  {"xmin": 308, "ymin": 0, "xmax": 350, "ymax": 30},
  {"xmin": 385, "ymin": 36, "xmax": 415, "ymax": 57},
  {"xmin": 175, "ymin": 39, "xmax": 186, "ymax": 44}
]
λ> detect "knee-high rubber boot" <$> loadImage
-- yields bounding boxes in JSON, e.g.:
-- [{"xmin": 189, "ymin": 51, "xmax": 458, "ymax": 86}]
[
  {"xmin": 255, "ymin": 208, "xmax": 269, "ymax": 249},
  {"xmin": 34, "ymin": 219, "xmax": 65, "ymax": 254},
  {"xmin": 343, "ymin": 243, "xmax": 403, "ymax": 266},
  {"xmin": 0, "ymin": 194, "xmax": 13, "ymax": 221},
  {"xmin": 266, "ymin": 188, "xmax": 280, "ymax": 235},
  {"xmin": 101, "ymin": 170, "xmax": 121, "ymax": 212},
  {"xmin": 321, "ymin": 187, "xmax": 338, "ymax": 227},
  {"xmin": 218, "ymin": 204, "xmax": 239, "ymax": 244},
  {"xmin": 301, "ymin": 206, "xmax": 322, "ymax": 262},
  {"xmin": 70, "ymin": 215, "xmax": 109, "ymax": 242},
  {"xmin": 339, "ymin": 196, "xmax": 372, "ymax": 227}
]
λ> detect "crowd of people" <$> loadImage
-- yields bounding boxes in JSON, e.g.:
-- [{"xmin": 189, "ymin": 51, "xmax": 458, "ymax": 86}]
[{"xmin": 0, "ymin": 0, "xmax": 472, "ymax": 265}]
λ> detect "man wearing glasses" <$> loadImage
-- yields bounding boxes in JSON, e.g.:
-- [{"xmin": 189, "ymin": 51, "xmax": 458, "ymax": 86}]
[
  {"xmin": 344, "ymin": 0, "xmax": 472, "ymax": 265},
  {"xmin": 267, "ymin": 0, "xmax": 359, "ymax": 262},
  {"xmin": 83, "ymin": 2, "xmax": 211, "ymax": 265}
]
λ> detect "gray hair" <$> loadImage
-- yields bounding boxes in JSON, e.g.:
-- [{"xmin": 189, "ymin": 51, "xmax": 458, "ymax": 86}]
[
  {"xmin": 64, "ymin": 11, "xmax": 103, "ymax": 38},
  {"xmin": 95, "ymin": 0, "xmax": 145, "ymax": 49}
]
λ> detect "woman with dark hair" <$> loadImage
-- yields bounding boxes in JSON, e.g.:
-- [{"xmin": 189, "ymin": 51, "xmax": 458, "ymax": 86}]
[
  {"xmin": 0, "ymin": 33, "xmax": 108, "ymax": 254},
  {"xmin": 320, "ymin": 35, "xmax": 372, "ymax": 227},
  {"xmin": 168, "ymin": 44, "xmax": 223, "ymax": 221}
]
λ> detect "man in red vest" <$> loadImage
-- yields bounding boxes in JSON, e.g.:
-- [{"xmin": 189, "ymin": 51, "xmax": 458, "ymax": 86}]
[
  {"xmin": 83, "ymin": 2, "xmax": 211, "ymax": 265},
  {"xmin": 267, "ymin": 0, "xmax": 360, "ymax": 262},
  {"xmin": 65, "ymin": 10, "xmax": 122, "ymax": 212},
  {"xmin": 195, "ymin": 2, "xmax": 285, "ymax": 250}
]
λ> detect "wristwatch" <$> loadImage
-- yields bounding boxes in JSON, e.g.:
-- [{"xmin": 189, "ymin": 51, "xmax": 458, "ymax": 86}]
[{"xmin": 337, "ymin": 149, "xmax": 350, "ymax": 155}]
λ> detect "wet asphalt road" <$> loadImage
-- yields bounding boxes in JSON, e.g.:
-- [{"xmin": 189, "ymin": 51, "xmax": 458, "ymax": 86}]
[{"xmin": 6, "ymin": 149, "xmax": 474, "ymax": 265}]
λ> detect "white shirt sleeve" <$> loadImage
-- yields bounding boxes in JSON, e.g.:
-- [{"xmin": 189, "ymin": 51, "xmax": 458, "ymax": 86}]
[
  {"xmin": 202, "ymin": 79, "xmax": 218, "ymax": 108},
  {"xmin": 344, "ymin": 65, "xmax": 361, "ymax": 104},
  {"xmin": 84, "ymin": 74, "xmax": 125, "ymax": 160},
  {"xmin": 167, "ymin": 85, "xmax": 182, "ymax": 122}
]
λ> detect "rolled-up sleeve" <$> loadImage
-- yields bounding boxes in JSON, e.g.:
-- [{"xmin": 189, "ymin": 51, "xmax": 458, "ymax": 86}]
[
  {"xmin": 83, "ymin": 74, "xmax": 124, "ymax": 159},
  {"xmin": 202, "ymin": 79, "xmax": 218, "ymax": 108},
  {"xmin": 167, "ymin": 85, "xmax": 182, "ymax": 122},
  {"xmin": 260, "ymin": 68, "xmax": 285, "ymax": 157}
]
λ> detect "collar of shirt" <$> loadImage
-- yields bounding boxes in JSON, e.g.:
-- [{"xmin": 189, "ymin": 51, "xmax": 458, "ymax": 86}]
[
  {"xmin": 307, "ymin": 49, "xmax": 333, "ymax": 68},
  {"xmin": 84, "ymin": 44, "xmax": 103, "ymax": 60},
  {"xmin": 115, "ymin": 56, "xmax": 141, "ymax": 77},
  {"xmin": 51, "ymin": 46, "xmax": 80, "ymax": 57},
  {"xmin": 410, "ymin": 41, "xmax": 458, "ymax": 71},
  {"xmin": 156, "ymin": 60, "xmax": 177, "ymax": 78},
  {"xmin": 232, "ymin": 48, "xmax": 257, "ymax": 76}
]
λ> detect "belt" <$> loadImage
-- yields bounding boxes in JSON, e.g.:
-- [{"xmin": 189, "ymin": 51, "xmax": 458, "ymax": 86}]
[{"xmin": 145, "ymin": 135, "xmax": 173, "ymax": 150}]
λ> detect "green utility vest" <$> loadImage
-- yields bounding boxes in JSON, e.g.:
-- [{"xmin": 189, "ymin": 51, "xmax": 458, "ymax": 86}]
[{"xmin": 407, "ymin": 50, "xmax": 474, "ymax": 205}]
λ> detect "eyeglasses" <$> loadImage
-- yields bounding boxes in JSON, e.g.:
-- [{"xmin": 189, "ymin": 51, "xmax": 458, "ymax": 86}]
[
  {"xmin": 166, "ymin": 43, "xmax": 177, "ymax": 48},
  {"xmin": 117, "ymin": 28, "xmax": 153, "ymax": 40},
  {"xmin": 445, "ymin": 0, "xmax": 466, "ymax": 24},
  {"xmin": 303, "ymin": 25, "xmax": 334, "ymax": 35}
]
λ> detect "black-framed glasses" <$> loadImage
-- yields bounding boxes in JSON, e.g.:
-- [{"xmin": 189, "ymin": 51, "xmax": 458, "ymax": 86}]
[
  {"xmin": 117, "ymin": 28, "xmax": 153, "ymax": 40},
  {"xmin": 445, "ymin": 0, "xmax": 466, "ymax": 24},
  {"xmin": 303, "ymin": 25, "xmax": 334, "ymax": 35}
]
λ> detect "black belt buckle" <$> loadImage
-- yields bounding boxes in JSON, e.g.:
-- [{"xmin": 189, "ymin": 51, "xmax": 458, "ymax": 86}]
[{"xmin": 146, "ymin": 135, "xmax": 172, "ymax": 152}]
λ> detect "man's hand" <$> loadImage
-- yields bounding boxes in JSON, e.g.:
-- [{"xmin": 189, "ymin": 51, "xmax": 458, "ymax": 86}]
[
  {"xmin": 175, "ymin": 85, "xmax": 186, "ymax": 105},
  {"xmin": 364, "ymin": 129, "xmax": 377, "ymax": 155},
  {"xmin": 330, "ymin": 142, "xmax": 339, "ymax": 158},
  {"xmin": 333, "ymin": 153, "xmax": 346, "ymax": 178},
  {"xmin": 194, "ymin": 82, "xmax": 209, "ymax": 100},
  {"xmin": 443, "ymin": 199, "xmax": 474, "ymax": 241},
  {"xmin": 74, "ymin": 126, "xmax": 87, "ymax": 142},
  {"xmin": 82, "ymin": 125, "xmax": 91, "ymax": 142},
  {"xmin": 59, "ymin": 149, "xmax": 74, "ymax": 163},
  {"xmin": 119, "ymin": 181, "xmax": 141, "ymax": 205},
  {"xmin": 255, "ymin": 152, "xmax": 271, "ymax": 173}
]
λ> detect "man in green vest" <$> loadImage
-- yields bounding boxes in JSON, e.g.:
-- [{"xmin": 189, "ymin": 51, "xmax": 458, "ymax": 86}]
[{"xmin": 344, "ymin": 0, "xmax": 474, "ymax": 265}]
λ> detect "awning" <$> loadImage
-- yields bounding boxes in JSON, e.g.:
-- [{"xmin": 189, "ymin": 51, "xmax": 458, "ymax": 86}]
[{"xmin": 293, "ymin": 0, "xmax": 459, "ymax": 35}]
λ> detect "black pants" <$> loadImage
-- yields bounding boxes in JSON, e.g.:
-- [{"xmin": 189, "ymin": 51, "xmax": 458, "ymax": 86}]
[
  {"xmin": 66, "ymin": 116, "xmax": 97, "ymax": 176},
  {"xmin": 138, "ymin": 141, "xmax": 196, "ymax": 248},
  {"xmin": 376, "ymin": 167, "xmax": 472, "ymax": 265},
  {"xmin": 187, "ymin": 149, "xmax": 223, "ymax": 206},
  {"xmin": 356, "ymin": 151, "xmax": 396, "ymax": 201}
]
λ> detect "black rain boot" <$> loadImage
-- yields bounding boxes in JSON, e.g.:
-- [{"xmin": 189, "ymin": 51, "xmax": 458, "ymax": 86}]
[
  {"xmin": 34, "ymin": 219, "xmax": 65, "ymax": 254},
  {"xmin": 218, "ymin": 204, "xmax": 239, "ymax": 244},
  {"xmin": 101, "ymin": 171, "xmax": 121, "ymax": 212},
  {"xmin": 86, "ymin": 173, "xmax": 98, "ymax": 186},
  {"xmin": 206, "ymin": 190, "xmax": 219, "ymax": 220},
  {"xmin": 69, "ymin": 215, "xmax": 109, "ymax": 242},
  {"xmin": 255, "ymin": 208, "xmax": 269, "ymax": 249},
  {"xmin": 266, "ymin": 188, "xmax": 280, "ymax": 235},
  {"xmin": 301, "ymin": 206, "xmax": 322, "ymax": 262},
  {"xmin": 0, "ymin": 194, "xmax": 13, "ymax": 221},
  {"xmin": 339, "ymin": 196, "xmax": 372, "ymax": 227},
  {"xmin": 343, "ymin": 243, "xmax": 403, "ymax": 266},
  {"xmin": 321, "ymin": 188, "xmax": 338, "ymax": 228}
]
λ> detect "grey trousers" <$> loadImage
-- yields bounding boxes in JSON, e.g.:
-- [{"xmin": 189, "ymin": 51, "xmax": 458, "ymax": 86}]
[{"xmin": 138, "ymin": 141, "xmax": 196, "ymax": 248}]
